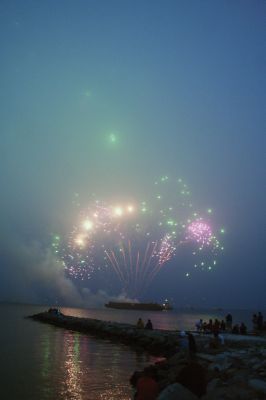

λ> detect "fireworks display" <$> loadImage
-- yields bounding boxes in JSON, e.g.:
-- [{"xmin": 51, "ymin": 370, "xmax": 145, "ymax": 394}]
[
  {"xmin": 186, "ymin": 220, "xmax": 212, "ymax": 245},
  {"xmin": 52, "ymin": 176, "xmax": 224, "ymax": 297}
]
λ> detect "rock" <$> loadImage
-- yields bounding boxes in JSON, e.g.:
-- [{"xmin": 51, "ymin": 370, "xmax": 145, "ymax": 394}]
[
  {"xmin": 248, "ymin": 379, "xmax": 266, "ymax": 394},
  {"xmin": 208, "ymin": 360, "xmax": 232, "ymax": 372},
  {"xmin": 202, "ymin": 386, "xmax": 251, "ymax": 400},
  {"xmin": 248, "ymin": 357, "xmax": 261, "ymax": 366},
  {"xmin": 206, "ymin": 378, "xmax": 222, "ymax": 392},
  {"xmin": 158, "ymin": 383, "xmax": 198, "ymax": 400},
  {"xmin": 228, "ymin": 372, "xmax": 248, "ymax": 385},
  {"xmin": 167, "ymin": 352, "xmax": 186, "ymax": 365},
  {"xmin": 197, "ymin": 353, "xmax": 216, "ymax": 362}
]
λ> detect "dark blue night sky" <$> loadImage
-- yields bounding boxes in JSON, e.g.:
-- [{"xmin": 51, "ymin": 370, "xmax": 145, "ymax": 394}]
[{"xmin": 0, "ymin": 1, "xmax": 265, "ymax": 309}]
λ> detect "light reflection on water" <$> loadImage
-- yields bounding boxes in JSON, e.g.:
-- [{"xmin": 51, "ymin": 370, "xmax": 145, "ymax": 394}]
[
  {"xmin": 0, "ymin": 304, "xmax": 155, "ymax": 400},
  {"xmin": 37, "ymin": 327, "xmax": 146, "ymax": 400},
  {"xmin": 61, "ymin": 331, "xmax": 83, "ymax": 399}
]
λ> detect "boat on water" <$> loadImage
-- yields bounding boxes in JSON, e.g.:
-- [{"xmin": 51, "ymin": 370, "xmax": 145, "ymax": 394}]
[{"xmin": 105, "ymin": 301, "xmax": 173, "ymax": 311}]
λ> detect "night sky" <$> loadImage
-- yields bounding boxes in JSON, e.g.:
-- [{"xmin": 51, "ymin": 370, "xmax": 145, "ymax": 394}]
[{"xmin": 0, "ymin": 1, "xmax": 265, "ymax": 309}]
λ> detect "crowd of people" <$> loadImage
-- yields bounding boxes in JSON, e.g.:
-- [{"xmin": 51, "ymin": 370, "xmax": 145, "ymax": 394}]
[
  {"xmin": 195, "ymin": 314, "xmax": 243, "ymax": 334},
  {"xmin": 194, "ymin": 312, "xmax": 262, "ymax": 335},
  {"xmin": 136, "ymin": 311, "xmax": 265, "ymax": 335}
]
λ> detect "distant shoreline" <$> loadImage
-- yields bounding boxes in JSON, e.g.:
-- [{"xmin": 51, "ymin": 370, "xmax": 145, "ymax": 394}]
[{"xmin": 2, "ymin": 300, "xmax": 265, "ymax": 312}]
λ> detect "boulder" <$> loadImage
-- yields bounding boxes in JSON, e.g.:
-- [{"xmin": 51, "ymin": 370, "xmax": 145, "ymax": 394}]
[
  {"xmin": 158, "ymin": 383, "xmax": 198, "ymax": 400},
  {"xmin": 197, "ymin": 353, "xmax": 216, "ymax": 362},
  {"xmin": 248, "ymin": 378, "xmax": 266, "ymax": 394},
  {"xmin": 206, "ymin": 378, "xmax": 222, "ymax": 392},
  {"xmin": 202, "ymin": 386, "xmax": 251, "ymax": 400},
  {"xmin": 208, "ymin": 360, "xmax": 232, "ymax": 372}
]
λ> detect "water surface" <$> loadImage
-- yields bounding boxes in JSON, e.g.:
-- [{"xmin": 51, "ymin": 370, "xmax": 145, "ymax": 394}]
[{"xmin": 0, "ymin": 304, "xmax": 158, "ymax": 400}]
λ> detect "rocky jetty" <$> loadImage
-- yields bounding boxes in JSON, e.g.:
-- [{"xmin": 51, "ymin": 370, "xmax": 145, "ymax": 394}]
[
  {"xmin": 132, "ymin": 335, "xmax": 266, "ymax": 399},
  {"xmin": 29, "ymin": 312, "xmax": 266, "ymax": 399},
  {"xmin": 28, "ymin": 311, "xmax": 179, "ymax": 355}
]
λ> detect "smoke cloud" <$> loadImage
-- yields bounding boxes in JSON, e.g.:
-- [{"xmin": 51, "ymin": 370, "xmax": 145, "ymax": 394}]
[{"xmin": 0, "ymin": 236, "xmax": 116, "ymax": 307}]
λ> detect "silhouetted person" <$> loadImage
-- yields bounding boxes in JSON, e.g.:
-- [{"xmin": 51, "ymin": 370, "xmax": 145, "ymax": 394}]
[
  {"xmin": 207, "ymin": 319, "xmax": 213, "ymax": 332},
  {"xmin": 202, "ymin": 322, "xmax": 208, "ymax": 332},
  {"xmin": 187, "ymin": 333, "xmax": 197, "ymax": 357},
  {"xmin": 257, "ymin": 312, "xmax": 263, "ymax": 330},
  {"xmin": 220, "ymin": 320, "xmax": 226, "ymax": 331},
  {"xmin": 226, "ymin": 313, "xmax": 233, "ymax": 330},
  {"xmin": 136, "ymin": 318, "xmax": 144, "ymax": 329},
  {"xmin": 213, "ymin": 319, "xmax": 220, "ymax": 335},
  {"xmin": 135, "ymin": 367, "xmax": 159, "ymax": 400},
  {"xmin": 239, "ymin": 322, "xmax": 247, "ymax": 335},
  {"xmin": 195, "ymin": 318, "xmax": 203, "ymax": 332},
  {"xmin": 232, "ymin": 324, "xmax": 240, "ymax": 334},
  {"xmin": 177, "ymin": 361, "xmax": 207, "ymax": 397},
  {"xmin": 145, "ymin": 319, "xmax": 153, "ymax": 330},
  {"xmin": 252, "ymin": 313, "xmax": 258, "ymax": 330}
]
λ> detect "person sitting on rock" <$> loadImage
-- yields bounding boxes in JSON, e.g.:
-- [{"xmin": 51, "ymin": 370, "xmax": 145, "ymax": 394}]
[
  {"xmin": 232, "ymin": 324, "xmax": 240, "ymax": 334},
  {"xmin": 257, "ymin": 312, "xmax": 263, "ymax": 330},
  {"xmin": 239, "ymin": 322, "xmax": 247, "ymax": 335},
  {"xmin": 135, "ymin": 367, "xmax": 159, "ymax": 400},
  {"xmin": 252, "ymin": 313, "xmax": 258, "ymax": 330},
  {"xmin": 225, "ymin": 313, "xmax": 233, "ymax": 330},
  {"xmin": 177, "ymin": 361, "xmax": 207, "ymax": 398},
  {"xmin": 136, "ymin": 318, "xmax": 144, "ymax": 329},
  {"xmin": 145, "ymin": 319, "xmax": 153, "ymax": 330},
  {"xmin": 220, "ymin": 320, "xmax": 226, "ymax": 331}
]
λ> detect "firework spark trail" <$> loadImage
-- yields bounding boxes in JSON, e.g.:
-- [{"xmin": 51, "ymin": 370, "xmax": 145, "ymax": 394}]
[
  {"xmin": 128, "ymin": 240, "xmax": 133, "ymax": 286},
  {"xmin": 137, "ymin": 241, "xmax": 161, "ymax": 294},
  {"xmin": 144, "ymin": 238, "xmax": 173, "ymax": 288},
  {"xmin": 135, "ymin": 250, "xmax": 140, "ymax": 296},
  {"xmin": 121, "ymin": 245, "xmax": 129, "ymax": 285},
  {"xmin": 105, "ymin": 250, "xmax": 125, "ymax": 285},
  {"xmin": 138, "ymin": 241, "xmax": 151, "ymax": 287},
  {"xmin": 141, "ymin": 241, "xmax": 158, "ymax": 284}
]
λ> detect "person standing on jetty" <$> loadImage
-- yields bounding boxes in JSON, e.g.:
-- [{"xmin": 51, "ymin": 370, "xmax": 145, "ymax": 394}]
[
  {"xmin": 257, "ymin": 312, "xmax": 264, "ymax": 330},
  {"xmin": 252, "ymin": 313, "xmax": 258, "ymax": 330},
  {"xmin": 195, "ymin": 318, "xmax": 203, "ymax": 332},
  {"xmin": 187, "ymin": 333, "xmax": 197, "ymax": 358},
  {"xmin": 225, "ymin": 313, "xmax": 233, "ymax": 330}
]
